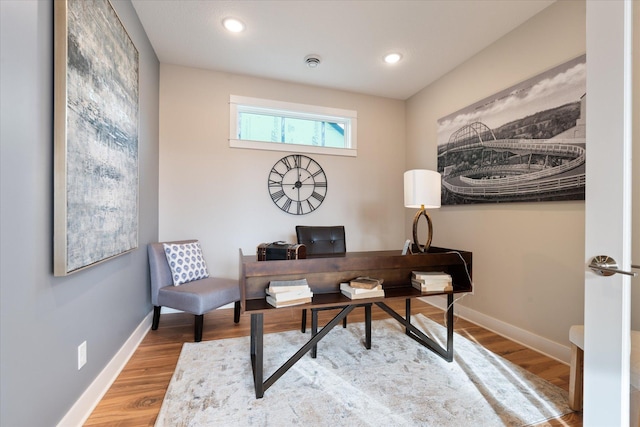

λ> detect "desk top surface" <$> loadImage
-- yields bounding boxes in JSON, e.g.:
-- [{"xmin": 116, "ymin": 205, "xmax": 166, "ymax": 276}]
[
  {"xmin": 240, "ymin": 247, "xmax": 471, "ymax": 276},
  {"xmin": 239, "ymin": 246, "xmax": 472, "ymax": 312}
]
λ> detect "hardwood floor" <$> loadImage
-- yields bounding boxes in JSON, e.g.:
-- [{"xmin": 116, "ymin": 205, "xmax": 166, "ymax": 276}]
[{"xmin": 84, "ymin": 300, "xmax": 582, "ymax": 426}]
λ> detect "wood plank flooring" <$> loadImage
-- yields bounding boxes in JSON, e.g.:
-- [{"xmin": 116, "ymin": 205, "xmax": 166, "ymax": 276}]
[{"xmin": 84, "ymin": 300, "xmax": 582, "ymax": 426}]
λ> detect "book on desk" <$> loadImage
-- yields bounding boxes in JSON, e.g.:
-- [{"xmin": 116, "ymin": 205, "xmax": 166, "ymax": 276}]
[
  {"xmin": 340, "ymin": 282, "xmax": 385, "ymax": 300},
  {"xmin": 265, "ymin": 278, "xmax": 313, "ymax": 308},
  {"xmin": 411, "ymin": 271, "xmax": 453, "ymax": 292},
  {"xmin": 349, "ymin": 276, "xmax": 383, "ymax": 289},
  {"xmin": 266, "ymin": 295, "xmax": 312, "ymax": 307}
]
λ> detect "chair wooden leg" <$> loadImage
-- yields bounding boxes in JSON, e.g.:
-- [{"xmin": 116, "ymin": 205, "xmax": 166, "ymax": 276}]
[
  {"xmin": 233, "ymin": 301, "xmax": 241, "ymax": 323},
  {"xmin": 194, "ymin": 314, "xmax": 204, "ymax": 342},
  {"xmin": 569, "ymin": 343, "xmax": 584, "ymax": 411},
  {"xmin": 301, "ymin": 309, "xmax": 307, "ymax": 333},
  {"xmin": 152, "ymin": 306, "xmax": 161, "ymax": 330}
]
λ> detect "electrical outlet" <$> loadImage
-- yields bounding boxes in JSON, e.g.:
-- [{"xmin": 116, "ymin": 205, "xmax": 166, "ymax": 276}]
[{"xmin": 78, "ymin": 341, "xmax": 87, "ymax": 370}]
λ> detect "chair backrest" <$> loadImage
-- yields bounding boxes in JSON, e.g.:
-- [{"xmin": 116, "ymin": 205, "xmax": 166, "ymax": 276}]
[
  {"xmin": 296, "ymin": 226, "xmax": 346, "ymax": 255},
  {"xmin": 147, "ymin": 239, "xmax": 197, "ymax": 305}
]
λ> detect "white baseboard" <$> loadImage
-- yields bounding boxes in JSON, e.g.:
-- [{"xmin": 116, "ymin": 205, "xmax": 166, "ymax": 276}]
[
  {"xmin": 420, "ymin": 296, "xmax": 571, "ymax": 365},
  {"xmin": 57, "ymin": 311, "xmax": 153, "ymax": 427}
]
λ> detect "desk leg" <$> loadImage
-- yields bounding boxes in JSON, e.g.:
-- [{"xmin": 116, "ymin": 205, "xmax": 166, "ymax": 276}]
[
  {"xmin": 258, "ymin": 305, "xmax": 356, "ymax": 397},
  {"xmin": 311, "ymin": 310, "xmax": 318, "ymax": 359},
  {"xmin": 301, "ymin": 309, "xmax": 307, "ymax": 333},
  {"xmin": 376, "ymin": 298, "xmax": 454, "ymax": 363},
  {"xmin": 446, "ymin": 293, "xmax": 454, "ymax": 359},
  {"xmin": 365, "ymin": 304, "xmax": 372, "ymax": 349},
  {"xmin": 405, "ymin": 298, "xmax": 411, "ymax": 336},
  {"xmin": 250, "ymin": 313, "xmax": 264, "ymax": 398}
]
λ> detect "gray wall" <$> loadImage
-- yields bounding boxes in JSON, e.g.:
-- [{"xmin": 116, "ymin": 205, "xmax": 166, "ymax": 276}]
[{"xmin": 0, "ymin": 1, "xmax": 159, "ymax": 426}]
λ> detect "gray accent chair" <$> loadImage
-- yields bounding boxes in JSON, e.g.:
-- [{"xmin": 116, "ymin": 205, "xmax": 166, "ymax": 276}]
[
  {"xmin": 148, "ymin": 240, "xmax": 241, "ymax": 342},
  {"xmin": 296, "ymin": 226, "xmax": 348, "ymax": 333}
]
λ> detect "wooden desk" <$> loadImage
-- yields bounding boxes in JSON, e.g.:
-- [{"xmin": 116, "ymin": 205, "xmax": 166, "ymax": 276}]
[{"xmin": 239, "ymin": 247, "xmax": 472, "ymax": 398}]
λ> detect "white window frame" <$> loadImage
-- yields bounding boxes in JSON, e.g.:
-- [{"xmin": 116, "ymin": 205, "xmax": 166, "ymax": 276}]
[{"xmin": 229, "ymin": 95, "xmax": 357, "ymax": 157}]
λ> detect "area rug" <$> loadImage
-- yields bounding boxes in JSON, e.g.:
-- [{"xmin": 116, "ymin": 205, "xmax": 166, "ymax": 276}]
[{"xmin": 155, "ymin": 314, "xmax": 572, "ymax": 426}]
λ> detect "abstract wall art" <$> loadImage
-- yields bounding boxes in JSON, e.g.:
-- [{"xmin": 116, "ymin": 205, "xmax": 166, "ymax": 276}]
[{"xmin": 54, "ymin": 0, "xmax": 139, "ymax": 275}]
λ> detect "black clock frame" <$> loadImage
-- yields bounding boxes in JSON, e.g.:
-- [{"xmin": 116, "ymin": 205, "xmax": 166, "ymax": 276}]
[{"xmin": 268, "ymin": 154, "xmax": 327, "ymax": 215}]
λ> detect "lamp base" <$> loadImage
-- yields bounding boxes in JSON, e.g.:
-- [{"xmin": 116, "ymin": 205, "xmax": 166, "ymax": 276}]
[
  {"xmin": 409, "ymin": 243, "xmax": 425, "ymax": 254},
  {"xmin": 412, "ymin": 207, "xmax": 433, "ymax": 253}
]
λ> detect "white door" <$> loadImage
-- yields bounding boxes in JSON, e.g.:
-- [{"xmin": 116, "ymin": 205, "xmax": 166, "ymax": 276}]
[{"xmin": 584, "ymin": 1, "xmax": 635, "ymax": 426}]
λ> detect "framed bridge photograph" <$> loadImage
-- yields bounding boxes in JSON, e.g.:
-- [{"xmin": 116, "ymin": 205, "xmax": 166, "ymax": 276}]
[
  {"xmin": 53, "ymin": 0, "xmax": 139, "ymax": 275},
  {"xmin": 436, "ymin": 54, "xmax": 586, "ymax": 205}
]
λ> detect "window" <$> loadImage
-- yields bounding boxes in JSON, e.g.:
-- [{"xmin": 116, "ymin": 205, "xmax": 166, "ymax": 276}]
[{"xmin": 229, "ymin": 95, "xmax": 357, "ymax": 157}]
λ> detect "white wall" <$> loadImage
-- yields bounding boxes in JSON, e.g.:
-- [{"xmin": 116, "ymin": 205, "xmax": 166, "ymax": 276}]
[
  {"xmin": 159, "ymin": 65, "xmax": 406, "ymax": 279},
  {"xmin": 406, "ymin": 0, "xmax": 587, "ymax": 350}
]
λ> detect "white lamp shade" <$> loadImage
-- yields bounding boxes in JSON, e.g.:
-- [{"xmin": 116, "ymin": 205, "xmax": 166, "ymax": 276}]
[{"xmin": 404, "ymin": 169, "xmax": 441, "ymax": 209}]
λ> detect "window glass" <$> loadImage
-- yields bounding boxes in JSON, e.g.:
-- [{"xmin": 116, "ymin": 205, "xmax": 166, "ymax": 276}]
[{"xmin": 229, "ymin": 95, "xmax": 357, "ymax": 157}]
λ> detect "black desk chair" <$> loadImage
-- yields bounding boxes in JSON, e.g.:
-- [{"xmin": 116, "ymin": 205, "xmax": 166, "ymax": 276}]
[
  {"xmin": 296, "ymin": 225, "xmax": 346, "ymax": 256},
  {"xmin": 296, "ymin": 226, "xmax": 372, "ymax": 358},
  {"xmin": 296, "ymin": 226, "xmax": 347, "ymax": 334}
]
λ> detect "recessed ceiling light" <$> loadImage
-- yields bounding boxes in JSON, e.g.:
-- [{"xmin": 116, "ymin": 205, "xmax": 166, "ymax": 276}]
[
  {"xmin": 384, "ymin": 53, "xmax": 402, "ymax": 64},
  {"xmin": 222, "ymin": 18, "xmax": 245, "ymax": 33}
]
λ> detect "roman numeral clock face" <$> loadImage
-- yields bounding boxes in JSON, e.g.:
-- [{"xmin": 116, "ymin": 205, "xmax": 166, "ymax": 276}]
[{"xmin": 268, "ymin": 154, "xmax": 327, "ymax": 215}]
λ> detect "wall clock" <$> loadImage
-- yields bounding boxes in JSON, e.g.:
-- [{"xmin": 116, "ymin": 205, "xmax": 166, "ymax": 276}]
[{"xmin": 268, "ymin": 154, "xmax": 327, "ymax": 215}]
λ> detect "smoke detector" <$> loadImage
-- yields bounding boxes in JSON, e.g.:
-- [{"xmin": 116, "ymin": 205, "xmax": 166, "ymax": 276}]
[{"xmin": 304, "ymin": 55, "xmax": 321, "ymax": 68}]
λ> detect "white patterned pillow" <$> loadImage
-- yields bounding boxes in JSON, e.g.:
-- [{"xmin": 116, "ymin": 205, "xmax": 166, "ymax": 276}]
[{"xmin": 163, "ymin": 242, "xmax": 209, "ymax": 286}]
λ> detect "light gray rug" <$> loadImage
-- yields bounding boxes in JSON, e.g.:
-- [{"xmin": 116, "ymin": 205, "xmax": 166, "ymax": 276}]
[{"xmin": 155, "ymin": 314, "xmax": 572, "ymax": 426}]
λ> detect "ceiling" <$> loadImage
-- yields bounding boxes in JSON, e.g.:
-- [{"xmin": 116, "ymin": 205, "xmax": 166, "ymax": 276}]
[{"xmin": 131, "ymin": 0, "xmax": 555, "ymax": 100}]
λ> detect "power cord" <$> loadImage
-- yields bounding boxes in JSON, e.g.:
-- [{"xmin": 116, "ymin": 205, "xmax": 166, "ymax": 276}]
[
  {"xmin": 443, "ymin": 292, "xmax": 469, "ymax": 327},
  {"xmin": 444, "ymin": 250, "xmax": 473, "ymax": 290},
  {"xmin": 442, "ymin": 250, "xmax": 474, "ymax": 327}
]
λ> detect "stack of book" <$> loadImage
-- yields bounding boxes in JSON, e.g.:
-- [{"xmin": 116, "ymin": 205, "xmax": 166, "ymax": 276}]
[
  {"xmin": 266, "ymin": 278, "xmax": 313, "ymax": 308},
  {"xmin": 411, "ymin": 271, "xmax": 453, "ymax": 292},
  {"xmin": 340, "ymin": 276, "xmax": 385, "ymax": 299}
]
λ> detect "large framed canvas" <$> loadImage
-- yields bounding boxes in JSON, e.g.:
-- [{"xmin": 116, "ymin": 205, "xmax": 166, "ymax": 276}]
[
  {"xmin": 54, "ymin": 0, "xmax": 139, "ymax": 276},
  {"xmin": 437, "ymin": 55, "xmax": 586, "ymax": 205}
]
